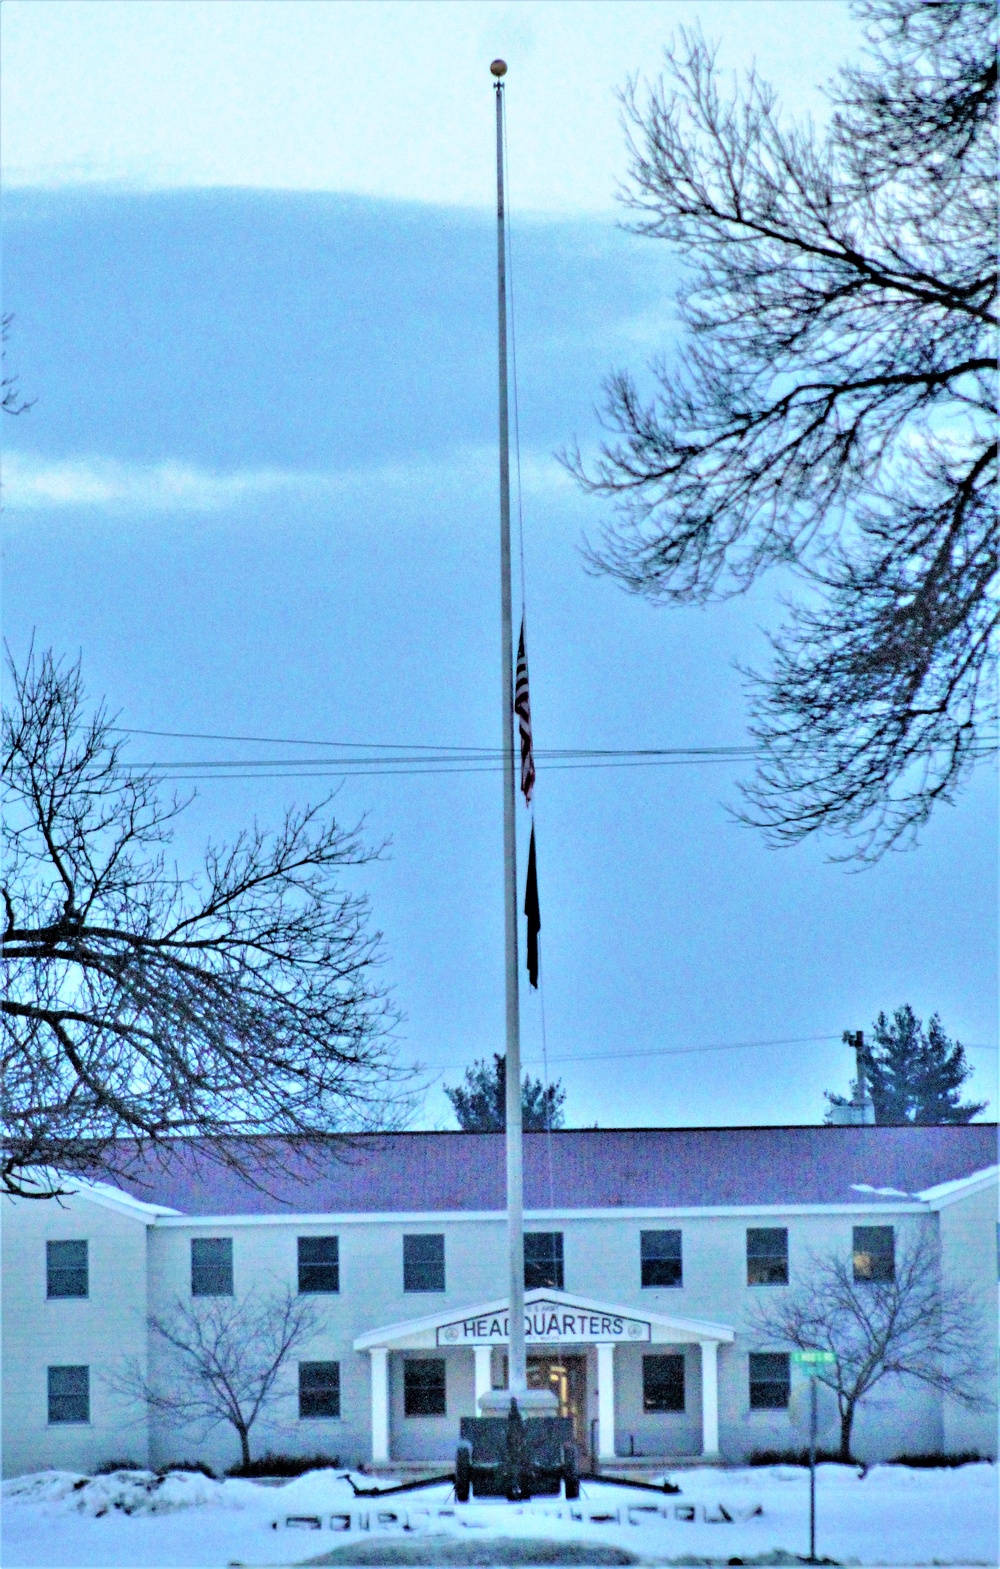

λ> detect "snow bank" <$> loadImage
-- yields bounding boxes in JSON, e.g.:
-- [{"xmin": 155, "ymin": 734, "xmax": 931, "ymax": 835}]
[
  {"xmin": 262, "ymin": 1470, "xmax": 370, "ymax": 1511},
  {"xmin": 3, "ymin": 1472, "xmax": 89, "ymax": 1507},
  {"xmin": 2, "ymin": 1467, "xmax": 242, "ymax": 1516},
  {"xmin": 2, "ymin": 1462, "xmax": 996, "ymax": 1566}
]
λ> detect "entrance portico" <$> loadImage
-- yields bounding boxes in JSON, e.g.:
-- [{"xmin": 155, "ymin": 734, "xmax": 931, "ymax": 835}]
[{"xmin": 354, "ymin": 1288, "xmax": 734, "ymax": 1465}]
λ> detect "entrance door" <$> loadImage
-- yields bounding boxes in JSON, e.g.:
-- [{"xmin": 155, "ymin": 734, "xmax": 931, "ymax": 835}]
[{"xmin": 529, "ymin": 1355, "xmax": 587, "ymax": 1451}]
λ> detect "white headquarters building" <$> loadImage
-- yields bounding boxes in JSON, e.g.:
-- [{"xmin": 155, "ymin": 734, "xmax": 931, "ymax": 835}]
[{"xmin": 3, "ymin": 1125, "xmax": 996, "ymax": 1478}]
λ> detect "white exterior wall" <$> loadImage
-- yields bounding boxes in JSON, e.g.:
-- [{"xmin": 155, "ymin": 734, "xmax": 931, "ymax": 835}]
[
  {"xmin": 1, "ymin": 1192, "xmax": 151, "ymax": 1478},
  {"xmin": 546, "ymin": 1207, "xmax": 943, "ymax": 1462},
  {"xmin": 937, "ymin": 1182, "xmax": 999, "ymax": 1457},
  {"xmin": 389, "ymin": 1349, "xmax": 474, "ymax": 1462},
  {"xmin": 612, "ymin": 1341, "xmax": 702, "ymax": 1459},
  {"xmin": 4, "ymin": 1184, "xmax": 995, "ymax": 1476}
]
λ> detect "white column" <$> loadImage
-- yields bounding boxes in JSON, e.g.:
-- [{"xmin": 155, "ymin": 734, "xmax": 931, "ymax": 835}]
[
  {"xmin": 596, "ymin": 1342, "xmax": 616, "ymax": 1460},
  {"xmin": 370, "ymin": 1347, "xmax": 389, "ymax": 1463},
  {"xmin": 474, "ymin": 1346, "xmax": 493, "ymax": 1409},
  {"xmin": 700, "ymin": 1341, "xmax": 720, "ymax": 1457}
]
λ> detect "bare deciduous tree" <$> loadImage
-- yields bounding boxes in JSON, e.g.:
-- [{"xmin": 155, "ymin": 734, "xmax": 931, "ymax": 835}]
[
  {"xmin": 749, "ymin": 1228, "xmax": 990, "ymax": 1461},
  {"xmin": 564, "ymin": 0, "xmax": 997, "ymax": 860},
  {"xmin": 112, "ymin": 1289, "xmax": 320, "ymax": 1469},
  {"xmin": 2, "ymin": 646, "xmax": 413, "ymax": 1198}
]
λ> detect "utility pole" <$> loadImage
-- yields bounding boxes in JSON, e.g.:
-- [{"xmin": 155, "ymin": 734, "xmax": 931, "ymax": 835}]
[
  {"xmin": 847, "ymin": 1029, "xmax": 875, "ymax": 1124},
  {"xmin": 828, "ymin": 1030, "xmax": 876, "ymax": 1125}
]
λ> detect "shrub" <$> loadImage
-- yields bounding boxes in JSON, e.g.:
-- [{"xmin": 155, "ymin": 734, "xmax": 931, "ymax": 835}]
[
  {"xmin": 156, "ymin": 1460, "xmax": 217, "ymax": 1478},
  {"xmin": 749, "ymin": 1447, "xmax": 989, "ymax": 1470},
  {"xmin": 226, "ymin": 1452, "xmax": 341, "ymax": 1478},
  {"xmin": 92, "ymin": 1459, "xmax": 146, "ymax": 1475},
  {"xmin": 891, "ymin": 1452, "xmax": 986, "ymax": 1468},
  {"xmin": 747, "ymin": 1449, "xmax": 845, "ymax": 1467}
]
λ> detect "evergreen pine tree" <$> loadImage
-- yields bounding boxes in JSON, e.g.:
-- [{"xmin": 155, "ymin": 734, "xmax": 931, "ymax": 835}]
[
  {"xmin": 445, "ymin": 1054, "xmax": 566, "ymax": 1132},
  {"xmin": 825, "ymin": 1006, "xmax": 987, "ymax": 1125}
]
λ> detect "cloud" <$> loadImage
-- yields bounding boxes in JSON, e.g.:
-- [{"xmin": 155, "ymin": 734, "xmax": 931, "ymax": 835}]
[
  {"xmin": 1, "ymin": 451, "xmax": 305, "ymax": 512},
  {"xmin": 1, "ymin": 447, "xmax": 574, "ymax": 516}
]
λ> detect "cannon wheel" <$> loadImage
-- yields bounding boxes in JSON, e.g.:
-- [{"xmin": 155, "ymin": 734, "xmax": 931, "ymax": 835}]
[
  {"xmin": 563, "ymin": 1441, "xmax": 580, "ymax": 1501},
  {"xmin": 455, "ymin": 1440, "xmax": 472, "ymax": 1502}
]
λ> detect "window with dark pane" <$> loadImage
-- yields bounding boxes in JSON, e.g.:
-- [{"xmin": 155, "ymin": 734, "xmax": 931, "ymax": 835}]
[
  {"xmin": 403, "ymin": 1234, "xmax": 445, "ymax": 1292},
  {"xmin": 403, "ymin": 1358, "xmax": 446, "ymax": 1416},
  {"xmin": 191, "ymin": 1236, "xmax": 233, "ymax": 1296},
  {"xmin": 642, "ymin": 1354, "xmax": 685, "ymax": 1412},
  {"xmin": 299, "ymin": 1361, "xmax": 341, "ymax": 1418},
  {"xmin": 852, "ymin": 1226, "xmax": 895, "ymax": 1282},
  {"xmin": 524, "ymin": 1232, "xmax": 564, "ymax": 1290},
  {"xmin": 746, "ymin": 1228, "xmax": 789, "ymax": 1286},
  {"xmin": 48, "ymin": 1365, "xmax": 90, "ymax": 1424},
  {"xmin": 748, "ymin": 1352, "xmax": 790, "ymax": 1410},
  {"xmin": 640, "ymin": 1230, "xmax": 682, "ymax": 1288},
  {"xmin": 298, "ymin": 1236, "xmax": 339, "ymax": 1293},
  {"xmin": 46, "ymin": 1240, "xmax": 88, "ymax": 1299}
]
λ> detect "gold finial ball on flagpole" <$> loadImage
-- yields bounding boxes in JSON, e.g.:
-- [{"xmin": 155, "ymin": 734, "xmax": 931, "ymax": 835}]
[{"xmin": 490, "ymin": 59, "xmax": 507, "ymax": 77}]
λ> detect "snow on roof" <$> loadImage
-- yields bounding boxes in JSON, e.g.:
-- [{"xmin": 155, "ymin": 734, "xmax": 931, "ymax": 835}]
[
  {"xmin": 87, "ymin": 1124, "xmax": 999, "ymax": 1219},
  {"xmin": 56, "ymin": 1174, "xmax": 182, "ymax": 1219},
  {"xmin": 851, "ymin": 1184, "xmax": 914, "ymax": 1198},
  {"xmin": 77, "ymin": 1177, "xmax": 182, "ymax": 1217},
  {"xmin": 915, "ymin": 1164, "xmax": 999, "ymax": 1207}
]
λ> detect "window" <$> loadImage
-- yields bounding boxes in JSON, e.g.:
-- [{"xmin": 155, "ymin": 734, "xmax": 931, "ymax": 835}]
[
  {"xmin": 298, "ymin": 1236, "xmax": 339, "ymax": 1294},
  {"xmin": 749, "ymin": 1352, "xmax": 790, "ymax": 1410},
  {"xmin": 642, "ymin": 1354, "xmax": 685, "ymax": 1412},
  {"xmin": 299, "ymin": 1361, "xmax": 341, "ymax": 1419},
  {"xmin": 640, "ymin": 1230, "xmax": 682, "ymax": 1288},
  {"xmin": 46, "ymin": 1240, "xmax": 88, "ymax": 1299},
  {"xmin": 524, "ymin": 1232, "xmax": 564, "ymax": 1290},
  {"xmin": 191, "ymin": 1237, "xmax": 233, "ymax": 1296},
  {"xmin": 403, "ymin": 1234, "xmax": 445, "ymax": 1292},
  {"xmin": 852, "ymin": 1226, "xmax": 895, "ymax": 1282},
  {"xmin": 747, "ymin": 1228, "xmax": 789, "ymax": 1286},
  {"xmin": 404, "ymin": 1358, "xmax": 446, "ymax": 1416},
  {"xmin": 48, "ymin": 1365, "xmax": 90, "ymax": 1424}
]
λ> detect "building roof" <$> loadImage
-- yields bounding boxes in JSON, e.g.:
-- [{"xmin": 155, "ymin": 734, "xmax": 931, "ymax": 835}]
[{"xmin": 96, "ymin": 1124, "xmax": 999, "ymax": 1218}]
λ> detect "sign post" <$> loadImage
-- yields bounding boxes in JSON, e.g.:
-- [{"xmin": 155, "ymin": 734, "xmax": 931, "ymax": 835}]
[{"xmin": 791, "ymin": 1350, "xmax": 836, "ymax": 1563}]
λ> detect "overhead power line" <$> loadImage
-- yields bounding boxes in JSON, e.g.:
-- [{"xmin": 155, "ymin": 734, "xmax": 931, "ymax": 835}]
[
  {"xmin": 108, "ymin": 725, "xmax": 776, "ymax": 781},
  {"xmin": 109, "ymin": 724, "xmax": 998, "ymax": 786},
  {"xmin": 421, "ymin": 1032, "xmax": 996, "ymax": 1073},
  {"xmin": 123, "ymin": 757, "xmax": 764, "ymax": 782}
]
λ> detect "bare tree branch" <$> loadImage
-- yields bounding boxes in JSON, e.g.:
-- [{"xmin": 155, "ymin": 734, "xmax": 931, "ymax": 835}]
[
  {"xmin": 2, "ymin": 647, "xmax": 416, "ymax": 1197},
  {"xmin": 749, "ymin": 1227, "xmax": 991, "ymax": 1460},
  {"xmin": 563, "ymin": 1, "xmax": 997, "ymax": 859},
  {"xmin": 1, "ymin": 313, "xmax": 34, "ymax": 418},
  {"xmin": 107, "ymin": 1289, "xmax": 320, "ymax": 1469}
]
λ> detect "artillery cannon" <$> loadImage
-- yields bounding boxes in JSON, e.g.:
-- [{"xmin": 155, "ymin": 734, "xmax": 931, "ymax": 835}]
[{"xmin": 455, "ymin": 1397, "xmax": 580, "ymax": 1501}]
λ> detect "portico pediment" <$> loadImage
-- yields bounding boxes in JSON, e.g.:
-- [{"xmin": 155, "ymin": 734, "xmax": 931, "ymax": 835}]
[{"xmin": 354, "ymin": 1287, "xmax": 733, "ymax": 1352}]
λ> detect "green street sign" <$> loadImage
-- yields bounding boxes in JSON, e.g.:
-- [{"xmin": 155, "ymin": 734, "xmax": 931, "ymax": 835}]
[{"xmin": 792, "ymin": 1349, "xmax": 836, "ymax": 1365}]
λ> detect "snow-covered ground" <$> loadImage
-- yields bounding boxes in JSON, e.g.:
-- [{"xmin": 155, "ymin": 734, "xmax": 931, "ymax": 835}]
[{"xmin": 1, "ymin": 1462, "xmax": 996, "ymax": 1567}]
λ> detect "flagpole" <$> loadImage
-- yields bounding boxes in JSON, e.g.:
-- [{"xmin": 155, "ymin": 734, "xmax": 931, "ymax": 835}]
[{"xmin": 491, "ymin": 57, "xmax": 528, "ymax": 1404}]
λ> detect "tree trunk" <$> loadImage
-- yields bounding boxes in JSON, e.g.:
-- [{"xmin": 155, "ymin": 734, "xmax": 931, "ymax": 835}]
[
  {"xmin": 838, "ymin": 1402, "xmax": 855, "ymax": 1464},
  {"xmin": 237, "ymin": 1425, "xmax": 251, "ymax": 1469}
]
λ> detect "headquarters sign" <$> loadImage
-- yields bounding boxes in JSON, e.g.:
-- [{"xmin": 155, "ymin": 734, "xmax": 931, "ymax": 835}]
[{"xmin": 436, "ymin": 1300, "xmax": 651, "ymax": 1346}]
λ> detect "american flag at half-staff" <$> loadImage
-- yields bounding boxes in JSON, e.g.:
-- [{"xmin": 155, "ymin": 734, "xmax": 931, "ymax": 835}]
[
  {"xmin": 514, "ymin": 617, "xmax": 535, "ymax": 806},
  {"xmin": 515, "ymin": 617, "xmax": 540, "ymax": 987}
]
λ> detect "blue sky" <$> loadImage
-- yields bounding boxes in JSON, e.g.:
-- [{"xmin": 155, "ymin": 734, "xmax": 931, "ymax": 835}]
[{"xmin": 2, "ymin": 2, "xmax": 995, "ymax": 1129}]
